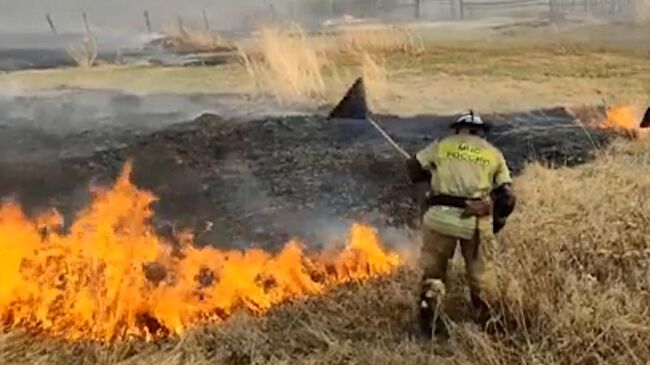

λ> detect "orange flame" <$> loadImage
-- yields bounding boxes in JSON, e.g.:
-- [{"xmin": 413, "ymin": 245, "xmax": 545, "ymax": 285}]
[
  {"xmin": 602, "ymin": 105, "xmax": 640, "ymax": 132},
  {"xmin": 0, "ymin": 162, "xmax": 401, "ymax": 342}
]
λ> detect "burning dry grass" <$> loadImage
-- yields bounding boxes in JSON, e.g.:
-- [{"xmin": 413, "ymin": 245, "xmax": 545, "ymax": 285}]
[
  {"xmin": 1, "ymin": 138, "xmax": 649, "ymax": 364},
  {"xmin": 0, "ymin": 162, "xmax": 400, "ymax": 343},
  {"xmin": 572, "ymin": 103, "xmax": 648, "ymax": 138},
  {"xmin": 65, "ymin": 35, "xmax": 98, "ymax": 68},
  {"xmin": 603, "ymin": 104, "xmax": 646, "ymax": 134}
]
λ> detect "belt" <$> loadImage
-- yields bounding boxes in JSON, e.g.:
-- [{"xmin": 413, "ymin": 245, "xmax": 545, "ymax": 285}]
[
  {"xmin": 426, "ymin": 194, "xmax": 492, "ymax": 218},
  {"xmin": 426, "ymin": 194, "xmax": 476, "ymax": 208}
]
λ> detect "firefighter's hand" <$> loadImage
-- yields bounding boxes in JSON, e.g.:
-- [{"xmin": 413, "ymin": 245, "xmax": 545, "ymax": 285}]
[{"xmin": 462, "ymin": 199, "xmax": 492, "ymax": 217}]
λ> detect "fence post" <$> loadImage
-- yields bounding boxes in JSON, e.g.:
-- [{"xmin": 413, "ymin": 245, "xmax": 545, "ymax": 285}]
[
  {"xmin": 45, "ymin": 13, "xmax": 57, "ymax": 34},
  {"xmin": 82, "ymin": 12, "xmax": 91, "ymax": 33},
  {"xmin": 177, "ymin": 15, "xmax": 185, "ymax": 34},
  {"xmin": 415, "ymin": 0, "xmax": 422, "ymax": 18},
  {"xmin": 459, "ymin": 0, "xmax": 465, "ymax": 19},
  {"xmin": 143, "ymin": 10, "xmax": 152, "ymax": 33},
  {"xmin": 202, "ymin": 10, "xmax": 210, "ymax": 31}
]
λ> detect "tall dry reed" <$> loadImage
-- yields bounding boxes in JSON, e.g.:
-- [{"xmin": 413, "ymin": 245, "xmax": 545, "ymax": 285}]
[
  {"xmin": 65, "ymin": 35, "xmax": 98, "ymax": 68},
  {"xmin": 238, "ymin": 24, "xmax": 331, "ymax": 104},
  {"xmin": 162, "ymin": 25, "xmax": 234, "ymax": 53},
  {"xmin": 238, "ymin": 24, "xmax": 404, "ymax": 105}
]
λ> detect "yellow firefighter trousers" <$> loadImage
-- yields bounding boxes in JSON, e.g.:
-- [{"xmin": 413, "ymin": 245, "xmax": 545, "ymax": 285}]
[{"xmin": 419, "ymin": 226, "xmax": 498, "ymax": 306}]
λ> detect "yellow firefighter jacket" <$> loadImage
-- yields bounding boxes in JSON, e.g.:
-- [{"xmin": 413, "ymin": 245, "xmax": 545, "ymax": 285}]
[{"xmin": 415, "ymin": 133, "xmax": 512, "ymax": 240}]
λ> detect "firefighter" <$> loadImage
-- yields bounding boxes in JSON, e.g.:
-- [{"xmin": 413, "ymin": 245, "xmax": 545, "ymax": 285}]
[{"xmin": 405, "ymin": 110, "xmax": 516, "ymax": 337}]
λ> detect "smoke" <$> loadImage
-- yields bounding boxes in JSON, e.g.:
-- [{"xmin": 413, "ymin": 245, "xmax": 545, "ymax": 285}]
[
  {"xmin": 267, "ymin": 206, "xmax": 419, "ymax": 262},
  {"xmin": 204, "ymin": 151, "xmax": 418, "ymax": 255},
  {"xmin": 0, "ymin": 0, "xmax": 251, "ymax": 33},
  {"xmin": 0, "ymin": 90, "xmax": 200, "ymax": 161},
  {"xmin": 0, "ymin": 89, "xmax": 314, "ymax": 162},
  {"xmin": 0, "ymin": 0, "xmax": 332, "ymax": 35}
]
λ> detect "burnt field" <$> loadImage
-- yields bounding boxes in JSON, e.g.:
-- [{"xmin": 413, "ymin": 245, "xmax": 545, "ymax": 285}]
[
  {"xmin": 1, "ymin": 17, "xmax": 650, "ymax": 364},
  {"xmin": 0, "ymin": 105, "xmax": 616, "ymax": 250}
]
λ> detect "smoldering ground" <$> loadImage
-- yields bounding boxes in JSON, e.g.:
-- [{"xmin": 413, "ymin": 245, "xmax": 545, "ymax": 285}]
[
  {"xmin": 0, "ymin": 89, "xmax": 310, "ymax": 162},
  {"xmin": 0, "ymin": 91, "xmax": 619, "ymax": 252}
]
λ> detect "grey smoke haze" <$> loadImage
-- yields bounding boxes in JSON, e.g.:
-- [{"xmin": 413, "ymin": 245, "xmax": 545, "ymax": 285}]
[
  {"xmin": 0, "ymin": 89, "xmax": 311, "ymax": 162},
  {"xmin": 0, "ymin": 0, "xmax": 302, "ymax": 34}
]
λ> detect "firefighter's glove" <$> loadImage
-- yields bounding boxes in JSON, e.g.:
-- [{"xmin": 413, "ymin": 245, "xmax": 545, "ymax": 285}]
[
  {"xmin": 405, "ymin": 155, "xmax": 431, "ymax": 184},
  {"xmin": 493, "ymin": 216, "xmax": 507, "ymax": 234}
]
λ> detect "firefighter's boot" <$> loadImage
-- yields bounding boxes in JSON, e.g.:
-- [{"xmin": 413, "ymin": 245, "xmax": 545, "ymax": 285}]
[{"xmin": 418, "ymin": 278, "xmax": 448, "ymax": 339}]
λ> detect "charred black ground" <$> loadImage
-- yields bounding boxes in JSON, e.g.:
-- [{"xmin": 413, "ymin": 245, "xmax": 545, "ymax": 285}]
[{"xmin": 0, "ymin": 108, "xmax": 616, "ymax": 250}]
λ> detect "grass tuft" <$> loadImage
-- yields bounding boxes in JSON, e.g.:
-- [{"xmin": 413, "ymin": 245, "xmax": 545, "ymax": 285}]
[
  {"xmin": 337, "ymin": 26, "xmax": 425, "ymax": 57},
  {"xmin": 237, "ymin": 24, "xmax": 332, "ymax": 105},
  {"xmin": 162, "ymin": 26, "xmax": 235, "ymax": 53},
  {"xmin": 65, "ymin": 35, "xmax": 98, "ymax": 68}
]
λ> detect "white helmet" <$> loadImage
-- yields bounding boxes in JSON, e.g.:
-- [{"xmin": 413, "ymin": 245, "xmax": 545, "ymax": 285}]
[{"xmin": 450, "ymin": 110, "xmax": 490, "ymax": 131}]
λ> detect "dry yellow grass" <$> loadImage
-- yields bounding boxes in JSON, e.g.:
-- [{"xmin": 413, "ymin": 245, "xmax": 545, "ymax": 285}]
[
  {"xmin": 360, "ymin": 52, "xmax": 389, "ymax": 106},
  {"xmin": 238, "ymin": 24, "xmax": 332, "ymax": 104},
  {"xmin": 162, "ymin": 26, "xmax": 234, "ymax": 53},
  {"xmin": 65, "ymin": 35, "xmax": 98, "ymax": 68},
  {"xmin": 237, "ymin": 24, "xmax": 399, "ymax": 105},
  {"xmin": 337, "ymin": 26, "xmax": 425, "ymax": 57},
  {"xmin": 2, "ymin": 138, "xmax": 649, "ymax": 364}
]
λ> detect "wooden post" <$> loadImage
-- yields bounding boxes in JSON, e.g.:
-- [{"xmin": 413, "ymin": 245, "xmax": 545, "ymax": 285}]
[
  {"xmin": 202, "ymin": 10, "xmax": 210, "ymax": 31},
  {"xmin": 82, "ymin": 12, "xmax": 91, "ymax": 33},
  {"xmin": 45, "ymin": 13, "xmax": 57, "ymax": 34},
  {"xmin": 549, "ymin": 0, "xmax": 556, "ymax": 18},
  {"xmin": 177, "ymin": 15, "xmax": 185, "ymax": 34},
  {"xmin": 459, "ymin": 0, "xmax": 465, "ymax": 19},
  {"xmin": 329, "ymin": 0, "xmax": 335, "ymax": 16},
  {"xmin": 143, "ymin": 10, "xmax": 152, "ymax": 33},
  {"xmin": 415, "ymin": 0, "xmax": 422, "ymax": 18}
]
